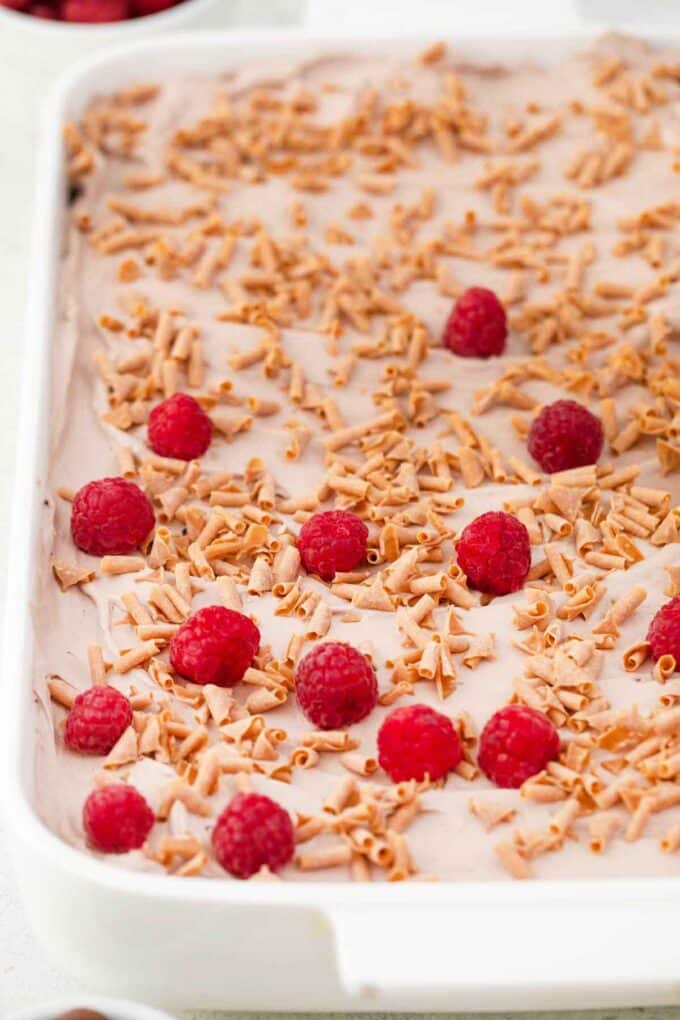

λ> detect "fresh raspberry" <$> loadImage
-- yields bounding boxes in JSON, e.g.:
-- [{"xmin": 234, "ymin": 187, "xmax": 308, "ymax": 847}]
[
  {"xmin": 71, "ymin": 477, "xmax": 155, "ymax": 556},
  {"xmin": 170, "ymin": 605, "xmax": 260, "ymax": 687},
  {"xmin": 456, "ymin": 511, "xmax": 530, "ymax": 596},
  {"xmin": 297, "ymin": 510, "xmax": 368, "ymax": 582},
  {"xmin": 147, "ymin": 392, "xmax": 213, "ymax": 461},
  {"xmin": 212, "ymin": 792, "xmax": 294, "ymax": 879},
  {"xmin": 29, "ymin": 2, "xmax": 58, "ymax": 14},
  {"xmin": 1, "ymin": 0, "xmax": 31, "ymax": 11},
  {"xmin": 443, "ymin": 286, "xmax": 507, "ymax": 358},
  {"xmin": 83, "ymin": 784, "xmax": 154, "ymax": 853},
  {"xmin": 377, "ymin": 704, "xmax": 463, "ymax": 782},
  {"xmin": 527, "ymin": 399, "xmax": 604, "ymax": 474},
  {"xmin": 479, "ymin": 704, "xmax": 560, "ymax": 788},
  {"xmin": 133, "ymin": 0, "xmax": 177, "ymax": 13},
  {"xmin": 61, "ymin": 0, "xmax": 130, "ymax": 19},
  {"xmin": 295, "ymin": 641, "xmax": 377, "ymax": 730},
  {"xmin": 647, "ymin": 596, "xmax": 680, "ymax": 666},
  {"xmin": 65, "ymin": 686, "xmax": 132, "ymax": 756}
]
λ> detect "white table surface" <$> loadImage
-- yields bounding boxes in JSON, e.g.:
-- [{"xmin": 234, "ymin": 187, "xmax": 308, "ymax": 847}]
[{"xmin": 0, "ymin": 1, "xmax": 679, "ymax": 1017}]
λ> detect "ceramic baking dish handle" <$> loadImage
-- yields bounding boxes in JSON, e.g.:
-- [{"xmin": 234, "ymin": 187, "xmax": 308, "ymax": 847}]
[{"xmin": 328, "ymin": 897, "xmax": 680, "ymax": 1009}]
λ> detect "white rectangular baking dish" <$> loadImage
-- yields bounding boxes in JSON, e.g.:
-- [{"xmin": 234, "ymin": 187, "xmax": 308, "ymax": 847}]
[{"xmin": 4, "ymin": 27, "xmax": 680, "ymax": 1012}]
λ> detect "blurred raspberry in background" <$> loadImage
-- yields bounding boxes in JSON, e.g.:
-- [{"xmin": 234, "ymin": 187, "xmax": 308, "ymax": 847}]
[{"xmin": 0, "ymin": 0, "xmax": 181, "ymax": 20}]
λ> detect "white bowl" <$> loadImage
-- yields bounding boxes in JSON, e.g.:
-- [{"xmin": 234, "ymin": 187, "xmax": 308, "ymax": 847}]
[
  {"xmin": 0, "ymin": 0, "xmax": 226, "ymax": 128},
  {"xmin": 7, "ymin": 997, "xmax": 177, "ymax": 1020}
]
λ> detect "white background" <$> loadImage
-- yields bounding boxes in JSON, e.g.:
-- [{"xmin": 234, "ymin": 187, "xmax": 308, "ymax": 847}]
[{"xmin": 0, "ymin": 0, "xmax": 679, "ymax": 1016}]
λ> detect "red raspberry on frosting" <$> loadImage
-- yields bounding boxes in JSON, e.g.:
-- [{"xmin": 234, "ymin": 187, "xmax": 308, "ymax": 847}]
[
  {"xmin": 443, "ymin": 286, "xmax": 507, "ymax": 358},
  {"xmin": 647, "ymin": 596, "xmax": 680, "ymax": 667},
  {"xmin": 1, "ymin": 0, "xmax": 31, "ymax": 10},
  {"xmin": 456, "ymin": 510, "xmax": 530, "ymax": 596},
  {"xmin": 478, "ymin": 704, "xmax": 559, "ymax": 788},
  {"xmin": 528, "ymin": 399, "xmax": 604, "ymax": 474},
  {"xmin": 83, "ymin": 784, "xmax": 154, "ymax": 853},
  {"xmin": 295, "ymin": 641, "xmax": 377, "ymax": 730},
  {"xmin": 212, "ymin": 792, "xmax": 294, "ymax": 879},
  {"xmin": 61, "ymin": 0, "xmax": 130, "ymax": 20},
  {"xmin": 71, "ymin": 477, "xmax": 155, "ymax": 557},
  {"xmin": 297, "ymin": 510, "xmax": 368, "ymax": 582},
  {"xmin": 147, "ymin": 392, "xmax": 213, "ymax": 461},
  {"xmin": 29, "ymin": 2, "xmax": 58, "ymax": 14},
  {"xmin": 377, "ymin": 704, "xmax": 463, "ymax": 782},
  {"xmin": 170, "ymin": 605, "xmax": 260, "ymax": 687},
  {"xmin": 65, "ymin": 686, "xmax": 132, "ymax": 756}
]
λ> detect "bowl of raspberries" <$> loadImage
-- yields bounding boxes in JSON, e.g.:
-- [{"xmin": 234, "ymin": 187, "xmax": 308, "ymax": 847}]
[
  {"xmin": 0, "ymin": 0, "xmax": 214, "ymax": 22},
  {"xmin": 0, "ymin": 0, "xmax": 223, "ymax": 113}
]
